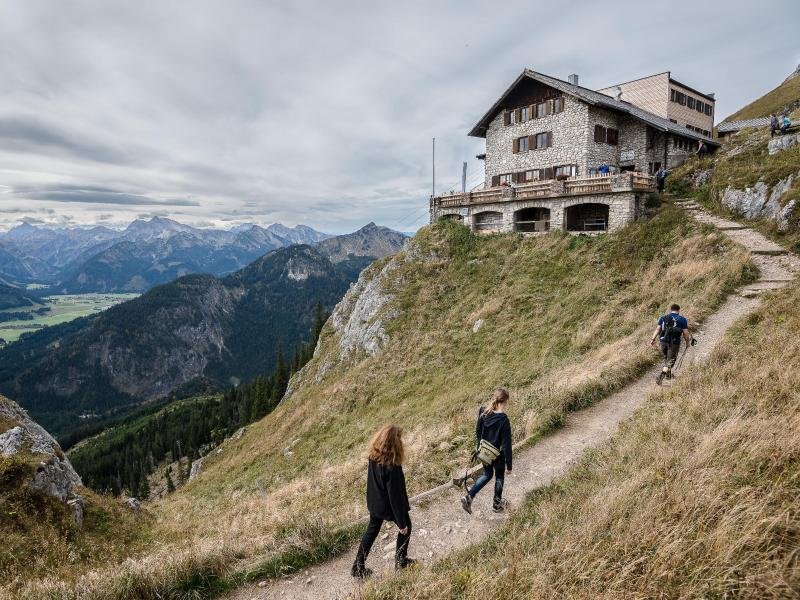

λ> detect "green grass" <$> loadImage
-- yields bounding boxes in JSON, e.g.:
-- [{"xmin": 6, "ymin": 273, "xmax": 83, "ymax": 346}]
[
  {"xmin": 723, "ymin": 73, "xmax": 800, "ymax": 122},
  {"xmin": 360, "ymin": 281, "xmax": 800, "ymax": 599},
  {"xmin": 9, "ymin": 210, "xmax": 754, "ymax": 598},
  {"xmin": 0, "ymin": 293, "xmax": 137, "ymax": 343}
]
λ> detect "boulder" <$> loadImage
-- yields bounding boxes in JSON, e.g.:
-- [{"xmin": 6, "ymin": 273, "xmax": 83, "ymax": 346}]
[
  {"xmin": 768, "ymin": 133, "xmax": 799, "ymax": 155},
  {"xmin": 721, "ymin": 174, "xmax": 796, "ymax": 230},
  {"xmin": 0, "ymin": 394, "xmax": 82, "ymax": 503},
  {"xmin": 125, "ymin": 497, "xmax": 142, "ymax": 515},
  {"xmin": 189, "ymin": 458, "xmax": 203, "ymax": 480}
]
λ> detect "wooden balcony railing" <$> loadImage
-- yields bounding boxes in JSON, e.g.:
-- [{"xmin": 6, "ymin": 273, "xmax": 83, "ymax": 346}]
[{"xmin": 432, "ymin": 171, "xmax": 655, "ymax": 209}]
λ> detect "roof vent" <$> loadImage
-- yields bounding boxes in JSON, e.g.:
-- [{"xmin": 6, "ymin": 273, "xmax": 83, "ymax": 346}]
[
  {"xmin": 567, "ymin": 73, "xmax": 579, "ymax": 86},
  {"xmin": 613, "ymin": 86, "xmax": 623, "ymax": 100}
]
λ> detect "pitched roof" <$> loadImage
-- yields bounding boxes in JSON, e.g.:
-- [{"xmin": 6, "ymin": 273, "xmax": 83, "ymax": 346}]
[
  {"xmin": 469, "ymin": 69, "xmax": 719, "ymax": 147},
  {"xmin": 716, "ymin": 117, "xmax": 771, "ymax": 133}
]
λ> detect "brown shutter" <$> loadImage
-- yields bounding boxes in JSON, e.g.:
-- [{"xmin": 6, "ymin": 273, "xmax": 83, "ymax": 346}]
[
  {"xmin": 529, "ymin": 104, "xmax": 535, "ymax": 120},
  {"xmin": 545, "ymin": 99, "xmax": 552, "ymax": 116},
  {"xmin": 491, "ymin": 175, "xmax": 500, "ymax": 187},
  {"xmin": 513, "ymin": 137, "xmax": 519, "ymax": 153},
  {"xmin": 594, "ymin": 125, "xmax": 604, "ymax": 143},
  {"xmin": 545, "ymin": 167, "xmax": 554, "ymax": 180},
  {"xmin": 514, "ymin": 108, "xmax": 522, "ymax": 123},
  {"xmin": 528, "ymin": 134, "xmax": 535, "ymax": 150},
  {"xmin": 547, "ymin": 131, "xmax": 553, "ymax": 147},
  {"xmin": 504, "ymin": 111, "xmax": 511, "ymax": 126}
]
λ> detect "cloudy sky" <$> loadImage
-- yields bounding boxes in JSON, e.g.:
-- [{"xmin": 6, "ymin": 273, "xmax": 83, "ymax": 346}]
[{"xmin": 0, "ymin": 1, "xmax": 798, "ymax": 234}]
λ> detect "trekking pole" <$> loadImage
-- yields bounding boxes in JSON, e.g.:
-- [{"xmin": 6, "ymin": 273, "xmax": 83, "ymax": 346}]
[{"xmin": 675, "ymin": 335, "xmax": 693, "ymax": 371}]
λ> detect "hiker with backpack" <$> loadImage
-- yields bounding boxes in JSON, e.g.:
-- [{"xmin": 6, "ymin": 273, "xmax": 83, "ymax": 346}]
[
  {"xmin": 460, "ymin": 388, "xmax": 513, "ymax": 515},
  {"xmin": 650, "ymin": 303, "xmax": 691, "ymax": 384},
  {"xmin": 351, "ymin": 425, "xmax": 416, "ymax": 578}
]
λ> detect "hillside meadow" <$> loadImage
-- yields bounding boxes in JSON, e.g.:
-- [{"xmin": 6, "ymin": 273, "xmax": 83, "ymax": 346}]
[
  {"xmin": 362, "ymin": 280, "xmax": 800, "ymax": 600},
  {"xmin": 11, "ymin": 207, "xmax": 755, "ymax": 599}
]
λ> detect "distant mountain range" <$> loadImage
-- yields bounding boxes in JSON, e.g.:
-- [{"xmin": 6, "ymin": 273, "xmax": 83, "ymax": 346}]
[
  {"xmin": 0, "ymin": 223, "xmax": 406, "ymax": 440},
  {"xmin": 0, "ymin": 217, "xmax": 332, "ymax": 293}
]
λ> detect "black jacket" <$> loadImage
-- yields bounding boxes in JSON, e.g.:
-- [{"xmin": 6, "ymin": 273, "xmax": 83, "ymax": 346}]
[
  {"xmin": 476, "ymin": 408, "xmax": 513, "ymax": 470},
  {"xmin": 366, "ymin": 459, "xmax": 410, "ymax": 528}
]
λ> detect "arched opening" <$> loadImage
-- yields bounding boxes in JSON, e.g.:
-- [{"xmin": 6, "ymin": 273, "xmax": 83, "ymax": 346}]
[
  {"xmin": 438, "ymin": 213, "xmax": 463, "ymax": 223},
  {"xmin": 514, "ymin": 207, "xmax": 550, "ymax": 232},
  {"xmin": 473, "ymin": 211, "xmax": 503, "ymax": 233},
  {"xmin": 565, "ymin": 203, "xmax": 609, "ymax": 232}
]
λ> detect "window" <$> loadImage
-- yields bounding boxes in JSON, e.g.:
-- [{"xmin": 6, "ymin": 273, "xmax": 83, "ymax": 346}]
[
  {"xmin": 669, "ymin": 118, "xmax": 678, "ymax": 123},
  {"xmin": 504, "ymin": 110, "xmax": 516, "ymax": 126},
  {"xmin": 704, "ymin": 104, "xmax": 712, "ymax": 116},
  {"xmin": 695, "ymin": 100, "xmax": 704, "ymax": 113},
  {"xmin": 646, "ymin": 128, "xmax": 655, "ymax": 149},
  {"xmin": 553, "ymin": 97, "xmax": 564, "ymax": 113},
  {"xmin": 536, "ymin": 101, "xmax": 548, "ymax": 118},
  {"xmin": 518, "ymin": 136, "xmax": 529, "ymax": 152},
  {"xmin": 520, "ymin": 106, "xmax": 529, "ymax": 122},
  {"xmin": 534, "ymin": 131, "xmax": 552, "ymax": 149},
  {"xmin": 499, "ymin": 173, "xmax": 512, "ymax": 185},
  {"xmin": 554, "ymin": 164, "xmax": 577, "ymax": 178},
  {"xmin": 687, "ymin": 97, "xmax": 696, "ymax": 110},
  {"xmin": 594, "ymin": 124, "xmax": 606, "ymax": 143},
  {"xmin": 670, "ymin": 89, "xmax": 686, "ymax": 106},
  {"xmin": 594, "ymin": 125, "xmax": 617, "ymax": 145},
  {"xmin": 670, "ymin": 89, "xmax": 676, "ymax": 102},
  {"xmin": 648, "ymin": 161, "xmax": 662, "ymax": 175},
  {"xmin": 523, "ymin": 169, "xmax": 540, "ymax": 181}
]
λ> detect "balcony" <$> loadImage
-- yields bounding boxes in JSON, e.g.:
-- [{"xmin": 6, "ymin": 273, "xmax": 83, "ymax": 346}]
[{"xmin": 432, "ymin": 172, "xmax": 655, "ymax": 209}]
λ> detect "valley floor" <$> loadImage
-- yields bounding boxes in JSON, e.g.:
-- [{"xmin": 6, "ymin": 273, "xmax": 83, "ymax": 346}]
[{"xmin": 224, "ymin": 201, "xmax": 799, "ymax": 600}]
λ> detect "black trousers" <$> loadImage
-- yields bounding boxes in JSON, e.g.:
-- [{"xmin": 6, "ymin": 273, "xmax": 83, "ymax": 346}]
[{"xmin": 354, "ymin": 514, "xmax": 412, "ymax": 568}]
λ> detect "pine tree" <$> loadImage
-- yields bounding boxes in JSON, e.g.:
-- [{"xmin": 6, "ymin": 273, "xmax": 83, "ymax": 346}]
[{"xmin": 166, "ymin": 467, "xmax": 175, "ymax": 493}]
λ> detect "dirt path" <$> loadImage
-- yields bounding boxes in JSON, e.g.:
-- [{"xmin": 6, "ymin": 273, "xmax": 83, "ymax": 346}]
[{"xmin": 226, "ymin": 204, "xmax": 798, "ymax": 600}]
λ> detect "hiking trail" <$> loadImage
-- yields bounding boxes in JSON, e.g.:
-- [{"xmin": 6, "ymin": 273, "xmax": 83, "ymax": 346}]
[{"xmin": 225, "ymin": 201, "xmax": 799, "ymax": 600}]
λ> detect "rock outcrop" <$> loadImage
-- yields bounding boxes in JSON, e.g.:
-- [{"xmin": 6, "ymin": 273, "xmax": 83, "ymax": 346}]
[
  {"xmin": 721, "ymin": 174, "xmax": 797, "ymax": 231},
  {"xmin": 0, "ymin": 394, "xmax": 82, "ymax": 503},
  {"xmin": 768, "ymin": 133, "xmax": 799, "ymax": 155}
]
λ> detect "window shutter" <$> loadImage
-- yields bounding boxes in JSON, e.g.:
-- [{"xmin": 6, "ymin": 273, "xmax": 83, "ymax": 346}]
[
  {"xmin": 513, "ymin": 138, "xmax": 519, "ymax": 153},
  {"xmin": 514, "ymin": 108, "xmax": 522, "ymax": 123},
  {"xmin": 528, "ymin": 134, "xmax": 535, "ymax": 150},
  {"xmin": 547, "ymin": 131, "xmax": 553, "ymax": 147},
  {"xmin": 504, "ymin": 111, "xmax": 511, "ymax": 126},
  {"xmin": 594, "ymin": 125, "xmax": 603, "ymax": 143},
  {"xmin": 545, "ymin": 100, "xmax": 552, "ymax": 116},
  {"xmin": 491, "ymin": 175, "xmax": 500, "ymax": 187},
  {"xmin": 529, "ymin": 104, "xmax": 535, "ymax": 120},
  {"xmin": 545, "ymin": 167, "xmax": 554, "ymax": 180}
]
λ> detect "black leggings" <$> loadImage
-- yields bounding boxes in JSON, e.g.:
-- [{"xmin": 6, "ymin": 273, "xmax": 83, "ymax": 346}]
[{"xmin": 354, "ymin": 514, "xmax": 412, "ymax": 568}]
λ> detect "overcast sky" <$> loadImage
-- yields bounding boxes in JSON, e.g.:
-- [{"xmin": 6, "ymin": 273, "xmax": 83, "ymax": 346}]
[{"xmin": 0, "ymin": 1, "xmax": 798, "ymax": 234}]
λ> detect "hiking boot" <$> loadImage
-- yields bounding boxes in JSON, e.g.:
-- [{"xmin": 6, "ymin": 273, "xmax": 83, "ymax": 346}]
[
  {"xmin": 460, "ymin": 494, "xmax": 473, "ymax": 514},
  {"xmin": 351, "ymin": 563, "xmax": 373, "ymax": 579},
  {"xmin": 656, "ymin": 369, "xmax": 667, "ymax": 385},
  {"xmin": 492, "ymin": 499, "xmax": 509, "ymax": 513},
  {"xmin": 396, "ymin": 558, "xmax": 418, "ymax": 570}
]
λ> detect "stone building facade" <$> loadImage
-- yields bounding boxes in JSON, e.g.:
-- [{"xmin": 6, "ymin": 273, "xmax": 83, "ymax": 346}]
[{"xmin": 431, "ymin": 69, "xmax": 718, "ymax": 235}]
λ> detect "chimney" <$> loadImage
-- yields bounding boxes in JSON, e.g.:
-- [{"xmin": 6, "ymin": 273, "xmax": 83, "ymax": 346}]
[
  {"xmin": 707, "ymin": 92, "xmax": 715, "ymax": 99},
  {"xmin": 567, "ymin": 73, "xmax": 579, "ymax": 86},
  {"xmin": 614, "ymin": 86, "xmax": 623, "ymax": 101}
]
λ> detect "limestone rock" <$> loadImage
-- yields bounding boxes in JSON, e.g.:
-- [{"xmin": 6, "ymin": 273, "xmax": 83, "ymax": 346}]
[
  {"xmin": 768, "ymin": 133, "xmax": 799, "ymax": 155},
  {"xmin": 331, "ymin": 259, "xmax": 400, "ymax": 361},
  {"xmin": 67, "ymin": 496, "xmax": 85, "ymax": 526},
  {"xmin": 721, "ymin": 174, "xmax": 796, "ymax": 230},
  {"xmin": 189, "ymin": 458, "xmax": 203, "ymax": 480},
  {"xmin": 472, "ymin": 318, "xmax": 485, "ymax": 333},
  {"xmin": 691, "ymin": 168, "xmax": 713, "ymax": 187},
  {"xmin": 0, "ymin": 394, "xmax": 82, "ymax": 503},
  {"xmin": 125, "ymin": 497, "xmax": 142, "ymax": 515}
]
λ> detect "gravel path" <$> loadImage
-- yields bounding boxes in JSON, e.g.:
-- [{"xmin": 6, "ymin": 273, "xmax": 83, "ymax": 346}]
[{"xmin": 225, "ymin": 205, "xmax": 797, "ymax": 600}]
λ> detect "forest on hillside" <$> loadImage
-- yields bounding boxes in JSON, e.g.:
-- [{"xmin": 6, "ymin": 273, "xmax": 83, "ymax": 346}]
[{"xmin": 69, "ymin": 303, "xmax": 328, "ymax": 498}]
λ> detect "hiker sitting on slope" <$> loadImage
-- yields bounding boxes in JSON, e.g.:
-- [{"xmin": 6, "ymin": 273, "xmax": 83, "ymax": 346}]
[
  {"xmin": 351, "ymin": 425, "xmax": 416, "ymax": 579},
  {"xmin": 650, "ymin": 303, "xmax": 690, "ymax": 385},
  {"xmin": 461, "ymin": 388, "xmax": 513, "ymax": 515}
]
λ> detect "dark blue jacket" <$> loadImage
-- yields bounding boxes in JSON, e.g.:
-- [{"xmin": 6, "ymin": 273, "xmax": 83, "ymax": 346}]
[{"xmin": 476, "ymin": 408, "xmax": 513, "ymax": 470}]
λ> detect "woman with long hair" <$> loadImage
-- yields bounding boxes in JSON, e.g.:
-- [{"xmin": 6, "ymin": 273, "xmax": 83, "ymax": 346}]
[
  {"xmin": 461, "ymin": 387, "xmax": 513, "ymax": 514},
  {"xmin": 351, "ymin": 424, "xmax": 416, "ymax": 578}
]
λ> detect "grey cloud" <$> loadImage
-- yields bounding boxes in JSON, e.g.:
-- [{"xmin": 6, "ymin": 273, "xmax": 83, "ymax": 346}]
[{"xmin": 15, "ymin": 186, "xmax": 199, "ymax": 207}]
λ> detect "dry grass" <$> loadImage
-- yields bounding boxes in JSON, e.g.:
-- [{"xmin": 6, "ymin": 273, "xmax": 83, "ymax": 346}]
[
  {"xmin": 6, "ymin": 208, "xmax": 754, "ymax": 598},
  {"xmin": 359, "ymin": 283, "xmax": 800, "ymax": 600}
]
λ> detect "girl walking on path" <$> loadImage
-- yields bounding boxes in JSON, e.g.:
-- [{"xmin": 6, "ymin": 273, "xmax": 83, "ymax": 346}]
[
  {"xmin": 351, "ymin": 425, "xmax": 416, "ymax": 578},
  {"xmin": 461, "ymin": 388, "xmax": 513, "ymax": 514}
]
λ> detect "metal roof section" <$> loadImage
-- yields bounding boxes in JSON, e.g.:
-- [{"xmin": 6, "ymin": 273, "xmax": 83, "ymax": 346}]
[{"xmin": 717, "ymin": 117, "xmax": 771, "ymax": 133}]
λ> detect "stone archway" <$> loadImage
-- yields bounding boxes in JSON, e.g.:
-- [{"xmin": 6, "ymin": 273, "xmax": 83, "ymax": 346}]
[
  {"xmin": 473, "ymin": 211, "xmax": 503, "ymax": 233},
  {"xmin": 513, "ymin": 207, "xmax": 550, "ymax": 232},
  {"xmin": 565, "ymin": 203, "xmax": 609, "ymax": 232}
]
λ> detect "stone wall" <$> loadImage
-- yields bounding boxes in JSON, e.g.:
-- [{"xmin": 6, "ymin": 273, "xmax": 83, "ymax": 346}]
[
  {"xmin": 433, "ymin": 191, "xmax": 640, "ymax": 234},
  {"xmin": 484, "ymin": 96, "xmax": 589, "ymax": 186}
]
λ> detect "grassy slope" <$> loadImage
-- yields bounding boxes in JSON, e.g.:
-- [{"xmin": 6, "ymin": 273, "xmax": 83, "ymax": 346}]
[
  {"xmin": 723, "ymin": 73, "xmax": 800, "ymax": 122},
  {"xmin": 363, "ymin": 281, "xmax": 800, "ymax": 600},
  {"xmin": 666, "ymin": 74, "xmax": 800, "ymax": 250},
  {"xmin": 0, "ymin": 396, "xmax": 147, "ymax": 592},
  {"xmin": 12, "ymin": 209, "xmax": 753, "ymax": 598}
]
